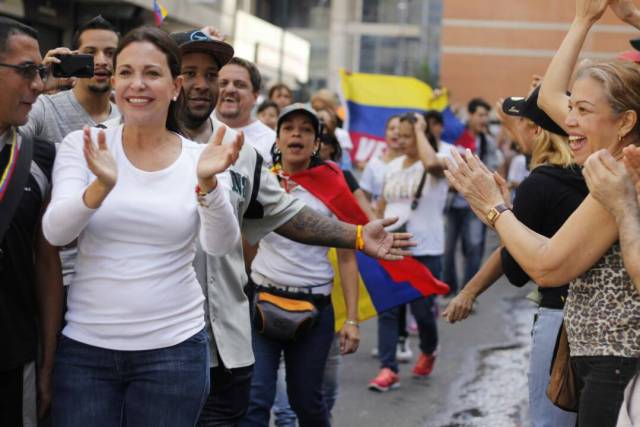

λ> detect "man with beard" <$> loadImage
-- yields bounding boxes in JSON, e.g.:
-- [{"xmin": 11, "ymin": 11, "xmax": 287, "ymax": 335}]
[
  {"xmin": 170, "ymin": 30, "xmax": 412, "ymax": 426},
  {"xmin": 20, "ymin": 15, "xmax": 120, "ymax": 289},
  {"xmin": 21, "ymin": 15, "xmax": 120, "ymax": 145},
  {"xmin": 215, "ymin": 57, "xmax": 275, "ymax": 165}
]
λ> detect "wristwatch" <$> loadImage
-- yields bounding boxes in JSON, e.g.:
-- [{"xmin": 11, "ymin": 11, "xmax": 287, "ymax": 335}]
[{"xmin": 486, "ymin": 203, "xmax": 511, "ymax": 227}]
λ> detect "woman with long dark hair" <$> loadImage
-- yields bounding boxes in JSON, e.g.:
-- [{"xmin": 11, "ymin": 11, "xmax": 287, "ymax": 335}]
[{"xmin": 43, "ymin": 27, "xmax": 242, "ymax": 426}]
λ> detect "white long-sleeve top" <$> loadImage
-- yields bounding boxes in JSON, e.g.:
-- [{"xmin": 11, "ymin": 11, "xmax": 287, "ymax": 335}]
[{"xmin": 43, "ymin": 125, "xmax": 240, "ymax": 350}]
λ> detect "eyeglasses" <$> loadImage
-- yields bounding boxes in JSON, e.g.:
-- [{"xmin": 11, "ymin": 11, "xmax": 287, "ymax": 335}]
[{"xmin": 0, "ymin": 62, "xmax": 47, "ymax": 80}]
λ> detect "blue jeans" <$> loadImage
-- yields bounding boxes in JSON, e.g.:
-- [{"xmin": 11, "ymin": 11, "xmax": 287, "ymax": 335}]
[
  {"xmin": 241, "ymin": 303, "xmax": 335, "ymax": 427},
  {"xmin": 273, "ymin": 334, "xmax": 341, "ymax": 427},
  {"xmin": 378, "ymin": 255, "xmax": 441, "ymax": 373},
  {"xmin": 528, "ymin": 307, "xmax": 577, "ymax": 427},
  {"xmin": 443, "ymin": 206, "xmax": 486, "ymax": 294},
  {"xmin": 52, "ymin": 329, "xmax": 210, "ymax": 427}
]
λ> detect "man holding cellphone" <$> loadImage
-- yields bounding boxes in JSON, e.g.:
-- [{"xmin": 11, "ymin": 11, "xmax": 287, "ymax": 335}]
[{"xmin": 20, "ymin": 15, "xmax": 121, "ymax": 290}]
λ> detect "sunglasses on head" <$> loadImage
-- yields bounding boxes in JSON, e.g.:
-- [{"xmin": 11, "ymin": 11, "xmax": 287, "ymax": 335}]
[{"xmin": 0, "ymin": 62, "xmax": 48, "ymax": 80}]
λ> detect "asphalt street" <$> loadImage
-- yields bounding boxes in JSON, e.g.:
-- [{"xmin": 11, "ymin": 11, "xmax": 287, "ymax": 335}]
[{"xmin": 332, "ymin": 236, "xmax": 536, "ymax": 427}]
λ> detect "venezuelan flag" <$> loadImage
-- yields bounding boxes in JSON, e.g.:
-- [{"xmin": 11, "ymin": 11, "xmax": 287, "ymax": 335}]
[
  {"xmin": 339, "ymin": 70, "xmax": 475, "ymax": 162},
  {"xmin": 153, "ymin": 0, "xmax": 168, "ymax": 26},
  {"xmin": 288, "ymin": 161, "xmax": 449, "ymax": 330}
]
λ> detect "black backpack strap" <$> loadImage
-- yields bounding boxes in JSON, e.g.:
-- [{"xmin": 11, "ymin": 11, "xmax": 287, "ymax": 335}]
[
  {"xmin": 410, "ymin": 169, "xmax": 428, "ymax": 211},
  {"xmin": 0, "ymin": 130, "xmax": 35, "ymax": 242}
]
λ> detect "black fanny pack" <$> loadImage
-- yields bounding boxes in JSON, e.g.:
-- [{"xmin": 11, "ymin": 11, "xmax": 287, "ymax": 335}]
[{"xmin": 253, "ymin": 286, "xmax": 329, "ymax": 342}]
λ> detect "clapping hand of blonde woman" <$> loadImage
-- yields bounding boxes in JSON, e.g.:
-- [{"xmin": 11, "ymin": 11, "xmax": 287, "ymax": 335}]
[
  {"xmin": 197, "ymin": 127, "xmax": 243, "ymax": 191},
  {"xmin": 83, "ymin": 126, "xmax": 117, "ymax": 189},
  {"xmin": 444, "ymin": 149, "xmax": 505, "ymax": 226},
  {"xmin": 442, "ymin": 291, "xmax": 475, "ymax": 323}
]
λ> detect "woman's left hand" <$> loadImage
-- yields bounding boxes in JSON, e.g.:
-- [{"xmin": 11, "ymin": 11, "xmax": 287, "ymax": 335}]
[
  {"xmin": 584, "ymin": 149, "xmax": 637, "ymax": 217},
  {"xmin": 444, "ymin": 149, "xmax": 505, "ymax": 225},
  {"xmin": 339, "ymin": 323, "xmax": 360, "ymax": 354},
  {"xmin": 361, "ymin": 217, "xmax": 416, "ymax": 261},
  {"xmin": 197, "ymin": 127, "xmax": 243, "ymax": 189}
]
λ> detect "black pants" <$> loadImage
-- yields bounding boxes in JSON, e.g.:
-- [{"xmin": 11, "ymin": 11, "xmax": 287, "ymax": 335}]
[
  {"xmin": 572, "ymin": 355, "xmax": 639, "ymax": 427},
  {"xmin": 0, "ymin": 365, "xmax": 26, "ymax": 427},
  {"xmin": 197, "ymin": 364, "xmax": 254, "ymax": 427}
]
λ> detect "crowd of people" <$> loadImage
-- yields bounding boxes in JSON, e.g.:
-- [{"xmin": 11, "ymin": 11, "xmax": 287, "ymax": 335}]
[{"xmin": 2, "ymin": 0, "xmax": 640, "ymax": 426}]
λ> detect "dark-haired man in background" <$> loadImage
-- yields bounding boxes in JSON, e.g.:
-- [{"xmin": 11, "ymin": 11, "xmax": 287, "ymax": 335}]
[
  {"xmin": 0, "ymin": 17, "xmax": 62, "ymax": 426},
  {"xmin": 20, "ymin": 15, "xmax": 121, "ymax": 289}
]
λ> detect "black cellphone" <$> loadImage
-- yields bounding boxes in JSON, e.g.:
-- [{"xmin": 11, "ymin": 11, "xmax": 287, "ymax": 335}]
[{"xmin": 52, "ymin": 54, "xmax": 94, "ymax": 78}]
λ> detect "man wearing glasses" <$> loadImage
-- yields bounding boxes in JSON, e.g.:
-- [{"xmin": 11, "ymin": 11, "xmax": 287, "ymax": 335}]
[{"xmin": 0, "ymin": 17, "xmax": 63, "ymax": 426}]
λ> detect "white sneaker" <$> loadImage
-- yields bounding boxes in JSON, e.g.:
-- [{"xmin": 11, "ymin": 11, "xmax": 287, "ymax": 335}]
[{"xmin": 397, "ymin": 338, "xmax": 413, "ymax": 363}]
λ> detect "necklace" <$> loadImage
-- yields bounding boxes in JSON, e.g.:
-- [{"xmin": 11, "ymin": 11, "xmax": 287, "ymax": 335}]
[{"xmin": 0, "ymin": 128, "xmax": 20, "ymax": 202}]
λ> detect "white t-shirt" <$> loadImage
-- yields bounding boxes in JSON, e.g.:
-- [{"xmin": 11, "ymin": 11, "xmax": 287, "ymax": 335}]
[
  {"xmin": 251, "ymin": 185, "xmax": 334, "ymax": 291},
  {"xmin": 228, "ymin": 118, "xmax": 275, "ymax": 167},
  {"xmin": 382, "ymin": 143, "xmax": 453, "ymax": 256},
  {"xmin": 42, "ymin": 125, "xmax": 240, "ymax": 351},
  {"xmin": 359, "ymin": 155, "xmax": 388, "ymax": 199},
  {"xmin": 508, "ymin": 153, "xmax": 529, "ymax": 186}
]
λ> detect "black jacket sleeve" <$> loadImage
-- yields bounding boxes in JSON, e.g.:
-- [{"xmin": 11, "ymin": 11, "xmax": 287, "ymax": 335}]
[{"xmin": 500, "ymin": 173, "xmax": 547, "ymax": 287}]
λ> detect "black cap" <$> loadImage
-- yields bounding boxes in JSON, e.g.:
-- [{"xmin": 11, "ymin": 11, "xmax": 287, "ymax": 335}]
[
  {"xmin": 502, "ymin": 86, "xmax": 567, "ymax": 137},
  {"xmin": 631, "ymin": 38, "xmax": 640, "ymax": 52},
  {"xmin": 277, "ymin": 104, "xmax": 320, "ymax": 137},
  {"xmin": 170, "ymin": 30, "xmax": 234, "ymax": 69}
]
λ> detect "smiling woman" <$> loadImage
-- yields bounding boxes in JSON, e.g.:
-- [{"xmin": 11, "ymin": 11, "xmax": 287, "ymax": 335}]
[
  {"xmin": 42, "ymin": 26, "xmax": 243, "ymax": 427},
  {"xmin": 444, "ymin": 1, "xmax": 640, "ymax": 425}
]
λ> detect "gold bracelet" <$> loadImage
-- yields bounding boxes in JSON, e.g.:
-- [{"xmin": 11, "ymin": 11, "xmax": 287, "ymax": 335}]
[
  {"xmin": 355, "ymin": 225, "xmax": 365, "ymax": 251},
  {"xmin": 345, "ymin": 319, "xmax": 359, "ymax": 328}
]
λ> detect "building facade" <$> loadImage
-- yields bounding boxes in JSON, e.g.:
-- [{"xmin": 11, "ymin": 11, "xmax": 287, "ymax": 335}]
[
  {"xmin": 441, "ymin": 0, "xmax": 638, "ymax": 106},
  {"xmin": 255, "ymin": 0, "xmax": 443, "ymax": 94}
]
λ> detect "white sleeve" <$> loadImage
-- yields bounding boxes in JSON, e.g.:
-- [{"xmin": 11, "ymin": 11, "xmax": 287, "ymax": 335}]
[
  {"xmin": 197, "ymin": 181, "xmax": 240, "ymax": 256},
  {"xmin": 42, "ymin": 130, "xmax": 97, "ymax": 246},
  {"xmin": 359, "ymin": 160, "xmax": 376, "ymax": 194}
]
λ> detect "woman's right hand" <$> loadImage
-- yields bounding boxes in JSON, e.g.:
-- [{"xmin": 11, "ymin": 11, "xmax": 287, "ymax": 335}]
[
  {"xmin": 82, "ymin": 126, "xmax": 117, "ymax": 189},
  {"xmin": 443, "ymin": 291, "xmax": 475, "ymax": 323}
]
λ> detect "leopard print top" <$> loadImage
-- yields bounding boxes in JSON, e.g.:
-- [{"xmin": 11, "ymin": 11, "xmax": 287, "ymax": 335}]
[{"xmin": 565, "ymin": 243, "xmax": 640, "ymax": 358}]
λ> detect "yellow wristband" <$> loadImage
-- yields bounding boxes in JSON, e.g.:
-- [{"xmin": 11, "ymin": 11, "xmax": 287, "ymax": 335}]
[{"xmin": 355, "ymin": 225, "xmax": 365, "ymax": 251}]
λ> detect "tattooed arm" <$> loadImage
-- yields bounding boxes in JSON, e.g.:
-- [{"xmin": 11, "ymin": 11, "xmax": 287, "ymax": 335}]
[
  {"xmin": 275, "ymin": 206, "xmax": 414, "ymax": 261},
  {"xmin": 276, "ymin": 206, "xmax": 356, "ymax": 248}
]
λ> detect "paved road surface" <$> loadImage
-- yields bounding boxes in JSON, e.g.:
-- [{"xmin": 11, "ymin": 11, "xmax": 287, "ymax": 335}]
[{"xmin": 332, "ymin": 240, "xmax": 536, "ymax": 427}]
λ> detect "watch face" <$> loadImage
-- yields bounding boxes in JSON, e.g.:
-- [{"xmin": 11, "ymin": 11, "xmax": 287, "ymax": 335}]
[{"xmin": 487, "ymin": 209, "xmax": 499, "ymax": 225}]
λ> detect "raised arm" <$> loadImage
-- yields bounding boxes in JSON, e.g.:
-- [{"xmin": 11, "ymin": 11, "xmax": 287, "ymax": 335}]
[
  {"xmin": 537, "ymin": 0, "xmax": 610, "ymax": 132},
  {"xmin": 275, "ymin": 206, "xmax": 414, "ymax": 261},
  {"xmin": 414, "ymin": 114, "xmax": 445, "ymax": 177},
  {"xmin": 196, "ymin": 127, "xmax": 242, "ymax": 256},
  {"xmin": 445, "ymin": 148, "xmax": 618, "ymax": 286},
  {"xmin": 43, "ymin": 126, "xmax": 116, "ymax": 246}
]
